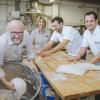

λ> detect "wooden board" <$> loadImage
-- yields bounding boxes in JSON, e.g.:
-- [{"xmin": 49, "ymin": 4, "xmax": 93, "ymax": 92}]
[{"xmin": 35, "ymin": 51, "xmax": 100, "ymax": 100}]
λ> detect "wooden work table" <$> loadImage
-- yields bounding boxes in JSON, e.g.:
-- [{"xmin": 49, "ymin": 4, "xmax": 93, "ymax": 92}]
[{"xmin": 35, "ymin": 51, "xmax": 100, "ymax": 100}]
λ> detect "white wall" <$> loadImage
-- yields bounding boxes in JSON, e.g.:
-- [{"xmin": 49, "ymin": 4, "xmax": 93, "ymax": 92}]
[
  {"xmin": 0, "ymin": 0, "xmax": 100, "ymax": 35},
  {"xmin": 44, "ymin": 1, "xmax": 100, "ymax": 26},
  {"xmin": 58, "ymin": 1, "xmax": 100, "ymax": 25},
  {"xmin": 20, "ymin": 1, "xmax": 27, "ymax": 14},
  {"xmin": 44, "ymin": 6, "xmax": 52, "ymax": 16},
  {"xmin": 59, "ymin": 3, "xmax": 84, "ymax": 25},
  {"xmin": 0, "ymin": 0, "xmax": 15, "ymax": 36}
]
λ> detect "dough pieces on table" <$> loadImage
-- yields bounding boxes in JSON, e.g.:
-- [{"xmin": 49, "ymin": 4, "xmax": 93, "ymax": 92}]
[{"xmin": 56, "ymin": 63, "xmax": 100, "ymax": 75}]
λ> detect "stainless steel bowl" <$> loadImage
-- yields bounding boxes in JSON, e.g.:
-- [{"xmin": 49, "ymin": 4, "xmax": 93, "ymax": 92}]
[{"xmin": 0, "ymin": 62, "xmax": 41, "ymax": 100}]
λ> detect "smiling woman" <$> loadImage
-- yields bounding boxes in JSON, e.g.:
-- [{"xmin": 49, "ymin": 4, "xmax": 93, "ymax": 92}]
[{"xmin": 31, "ymin": 16, "xmax": 51, "ymax": 54}]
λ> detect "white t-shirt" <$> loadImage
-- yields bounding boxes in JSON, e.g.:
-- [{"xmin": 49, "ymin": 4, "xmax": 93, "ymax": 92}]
[
  {"xmin": 50, "ymin": 26, "xmax": 83, "ymax": 56},
  {"xmin": 82, "ymin": 25, "xmax": 100, "ymax": 55}
]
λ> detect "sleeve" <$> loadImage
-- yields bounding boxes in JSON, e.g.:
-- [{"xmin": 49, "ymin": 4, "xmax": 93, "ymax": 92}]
[
  {"xmin": 50, "ymin": 32, "xmax": 59, "ymax": 42},
  {"xmin": 94, "ymin": 34, "xmax": 100, "ymax": 43},
  {"xmin": 0, "ymin": 68, "xmax": 5, "ymax": 78},
  {"xmin": 0, "ymin": 44, "xmax": 5, "ymax": 77},
  {"xmin": 24, "ymin": 31, "xmax": 36, "ymax": 60},
  {"xmin": 82, "ymin": 33, "xmax": 89, "ymax": 47},
  {"xmin": 63, "ymin": 27, "xmax": 75, "ymax": 41},
  {"xmin": 0, "ymin": 44, "xmax": 4, "ymax": 67}
]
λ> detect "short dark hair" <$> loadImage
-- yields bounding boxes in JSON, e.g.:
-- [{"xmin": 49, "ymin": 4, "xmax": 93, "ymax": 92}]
[
  {"xmin": 51, "ymin": 16, "xmax": 63, "ymax": 24},
  {"xmin": 84, "ymin": 11, "xmax": 98, "ymax": 20}
]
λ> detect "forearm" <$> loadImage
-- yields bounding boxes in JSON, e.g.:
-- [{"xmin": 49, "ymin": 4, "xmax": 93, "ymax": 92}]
[
  {"xmin": 0, "ymin": 67, "xmax": 15, "ymax": 90},
  {"xmin": 40, "ymin": 42, "xmax": 52, "ymax": 52},
  {"xmin": 75, "ymin": 47, "xmax": 87, "ymax": 60},
  {"xmin": 0, "ymin": 67, "xmax": 7, "ymax": 85},
  {"xmin": 0, "ymin": 74, "xmax": 10, "ymax": 88},
  {"xmin": 0, "ymin": 76, "xmax": 8, "ymax": 84},
  {"xmin": 0, "ymin": 76, "xmax": 15, "ymax": 90},
  {"xmin": 48, "ymin": 40, "xmax": 69, "ymax": 54},
  {"xmin": 48, "ymin": 43, "xmax": 66, "ymax": 54}
]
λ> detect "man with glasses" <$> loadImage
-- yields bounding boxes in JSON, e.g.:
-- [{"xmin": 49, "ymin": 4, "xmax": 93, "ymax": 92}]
[{"xmin": 0, "ymin": 20, "xmax": 35, "ymax": 90}]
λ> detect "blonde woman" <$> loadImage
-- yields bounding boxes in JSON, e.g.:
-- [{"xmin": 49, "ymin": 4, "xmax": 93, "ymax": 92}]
[{"xmin": 31, "ymin": 16, "xmax": 51, "ymax": 54}]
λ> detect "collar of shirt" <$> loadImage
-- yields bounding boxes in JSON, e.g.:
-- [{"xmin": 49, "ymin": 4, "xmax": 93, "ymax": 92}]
[
  {"xmin": 87, "ymin": 24, "xmax": 99, "ymax": 35},
  {"xmin": 36, "ymin": 28, "xmax": 46, "ymax": 34}
]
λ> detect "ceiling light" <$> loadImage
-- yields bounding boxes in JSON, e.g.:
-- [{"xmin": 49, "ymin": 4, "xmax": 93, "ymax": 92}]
[{"xmin": 49, "ymin": 0, "xmax": 55, "ymax": 3}]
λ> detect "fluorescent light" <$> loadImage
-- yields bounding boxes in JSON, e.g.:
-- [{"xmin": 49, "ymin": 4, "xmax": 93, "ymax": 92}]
[{"xmin": 49, "ymin": 0, "xmax": 55, "ymax": 3}]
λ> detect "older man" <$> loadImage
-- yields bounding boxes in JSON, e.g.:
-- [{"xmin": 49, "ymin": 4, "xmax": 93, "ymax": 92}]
[
  {"xmin": 70, "ymin": 11, "xmax": 100, "ymax": 65},
  {"xmin": 0, "ymin": 20, "xmax": 35, "ymax": 90}
]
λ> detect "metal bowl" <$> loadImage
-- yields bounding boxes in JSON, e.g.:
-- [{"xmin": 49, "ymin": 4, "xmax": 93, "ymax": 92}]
[{"xmin": 0, "ymin": 62, "xmax": 41, "ymax": 100}]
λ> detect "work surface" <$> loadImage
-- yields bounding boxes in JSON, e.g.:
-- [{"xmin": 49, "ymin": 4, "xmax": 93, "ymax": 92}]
[{"xmin": 35, "ymin": 51, "xmax": 100, "ymax": 100}]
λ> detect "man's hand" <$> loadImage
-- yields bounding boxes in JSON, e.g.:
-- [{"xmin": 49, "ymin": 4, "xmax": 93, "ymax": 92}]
[
  {"xmin": 39, "ymin": 51, "xmax": 51, "ymax": 57},
  {"xmin": 68, "ymin": 56, "xmax": 80, "ymax": 62},
  {"xmin": 0, "ymin": 76, "xmax": 15, "ymax": 91},
  {"xmin": 5, "ymin": 81, "xmax": 15, "ymax": 91},
  {"xmin": 68, "ymin": 47, "xmax": 87, "ymax": 62},
  {"xmin": 90, "ymin": 52, "xmax": 100, "ymax": 64}
]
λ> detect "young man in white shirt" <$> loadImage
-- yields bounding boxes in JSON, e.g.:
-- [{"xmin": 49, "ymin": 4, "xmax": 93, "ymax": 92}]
[
  {"xmin": 70, "ymin": 11, "xmax": 100, "ymax": 65},
  {"xmin": 0, "ymin": 20, "xmax": 35, "ymax": 90},
  {"xmin": 38, "ymin": 17, "xmax": 83, "ymax": 57}
]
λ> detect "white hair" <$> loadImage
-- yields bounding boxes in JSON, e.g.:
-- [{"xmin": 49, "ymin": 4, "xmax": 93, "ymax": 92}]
[{"xmin": 7, "ymin": 20, "xmax": 24, "ymax": 31}]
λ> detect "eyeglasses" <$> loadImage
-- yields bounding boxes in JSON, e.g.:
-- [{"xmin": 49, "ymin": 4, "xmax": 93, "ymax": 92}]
[{"xmin": 10, "ymin": 31, "xmax": 23, "ymax": 36}]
